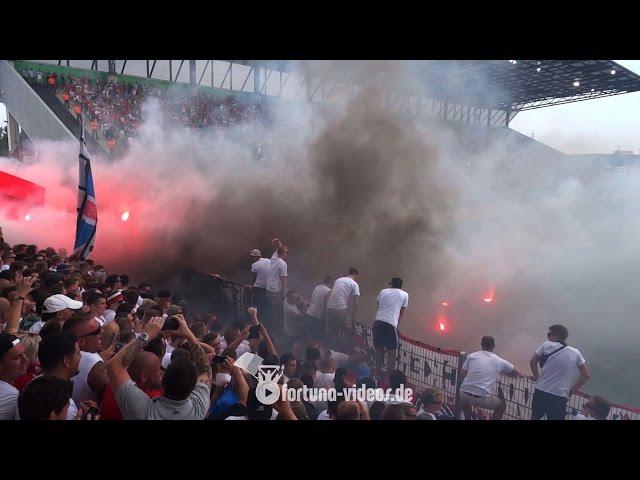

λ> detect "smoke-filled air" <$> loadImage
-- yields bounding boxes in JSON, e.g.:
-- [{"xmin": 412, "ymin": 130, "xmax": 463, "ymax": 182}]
[{"xmin": 2, "ymin": 60, "xmax": 640, "ymax": 403}]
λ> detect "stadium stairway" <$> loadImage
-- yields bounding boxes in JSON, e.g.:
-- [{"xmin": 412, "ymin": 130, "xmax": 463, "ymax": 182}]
[
  {"xmin": 0, "ymin": 60, "xmax": 76, "ymax": 146},
  {"xmin": 0, "ymin": 60, "xmax": 106, "ymax": 157},
  {"xmin": 28, "ymin": 84, "xmax": 107, "ymax": 156}
]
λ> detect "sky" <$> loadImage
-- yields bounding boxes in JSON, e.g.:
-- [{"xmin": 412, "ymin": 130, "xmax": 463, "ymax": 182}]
[
  {"xmin": 1, "ymin": 60, "xmax": 639, "ymax": 154},
  {"xmin": 509, "ymin": 60, "xmax": 640, "ymax": 154}
]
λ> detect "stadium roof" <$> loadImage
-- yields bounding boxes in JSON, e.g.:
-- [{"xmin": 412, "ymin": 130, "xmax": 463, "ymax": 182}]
[{"xmin": 238, "ymin": 60, "xmax": 640, "ymax": 112}]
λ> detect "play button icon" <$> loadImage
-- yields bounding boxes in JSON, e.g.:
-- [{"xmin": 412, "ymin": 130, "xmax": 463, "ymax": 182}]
[{"xmin": 256, "ymin": 381, "xmax": 280, "ymax": 405}]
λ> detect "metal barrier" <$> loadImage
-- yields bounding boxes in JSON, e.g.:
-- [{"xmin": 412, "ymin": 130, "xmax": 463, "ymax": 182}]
[
  {"xmin": 208, "ymin": 288, "xmax": 639, "ymax": 420},
  {"xmin": 353, "ymin": 322, "xmax": 465, "ymax": 413},
  {"xmin": 353, "ymin": 322, "xmax": 640, "ymax": 420}
]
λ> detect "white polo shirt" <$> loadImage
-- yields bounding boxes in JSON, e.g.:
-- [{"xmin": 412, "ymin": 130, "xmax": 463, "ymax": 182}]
[{"xmin": 534, "ymin": 341, "xmax": 586, "ymax": 398}]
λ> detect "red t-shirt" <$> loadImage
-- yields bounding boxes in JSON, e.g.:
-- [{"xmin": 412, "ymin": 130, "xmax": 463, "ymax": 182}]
[
  {"xmin": 14, "ymin": 362, "xmax": 42, "ymax": 392},
  {"xmin": 100, "ymin": 383, "xmax": 162, "ymax": 420}
]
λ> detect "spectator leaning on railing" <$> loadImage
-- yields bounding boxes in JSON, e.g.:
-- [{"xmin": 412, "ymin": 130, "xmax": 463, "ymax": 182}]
[{"xmin": 458, "ymin": 335, "xmax": 522, "ymax": 420}]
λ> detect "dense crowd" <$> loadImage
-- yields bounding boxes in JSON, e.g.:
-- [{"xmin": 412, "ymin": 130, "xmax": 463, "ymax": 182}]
[
  {"xmin": 0, "ymin": 224, "xmax": 624, "ymax": 421},
  {"xmin": 21, "ymin": 66, "xmax": 270, "ymax": 158}
]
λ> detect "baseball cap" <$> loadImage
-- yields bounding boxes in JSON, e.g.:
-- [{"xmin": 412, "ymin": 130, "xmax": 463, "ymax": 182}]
[
  {"xmin": 0, "ymin": 333, "xmax": 20, "ymax": 359},
  {"xmin": 42, "ymin": 294, "xmax": 83, "ymax": 313},
  {"xmin": 249, "ymin": 249, "xmax": 262, "ymax": 257},
  {"xmin": 107, "ymin": 290, "xmax": 125, "ymax": 305}
]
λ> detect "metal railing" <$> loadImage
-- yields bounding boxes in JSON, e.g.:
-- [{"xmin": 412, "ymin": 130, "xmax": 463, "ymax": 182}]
[{"xmin": 353, "ymin": 322, "xmax": 640, "ymax": 420}]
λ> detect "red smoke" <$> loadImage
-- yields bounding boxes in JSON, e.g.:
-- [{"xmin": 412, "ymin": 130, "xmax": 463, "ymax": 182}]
[{"xmin": 1, "ymin": 151, "xmax": 160, "ymax": 273}]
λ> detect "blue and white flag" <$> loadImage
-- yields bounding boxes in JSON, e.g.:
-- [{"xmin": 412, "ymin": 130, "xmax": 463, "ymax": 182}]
[{"xmin": 73, "ymin": 116, "xmax": 97, "ymax": 259}]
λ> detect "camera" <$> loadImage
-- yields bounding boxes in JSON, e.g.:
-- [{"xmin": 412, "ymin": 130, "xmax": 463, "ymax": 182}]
[
  {"xmin": 161, "ymin": 316, "xmax": 180, "ymax": 331},
  {"xmin": 212, "ymin": 355, "xmax": 228, "ymax": 364}
]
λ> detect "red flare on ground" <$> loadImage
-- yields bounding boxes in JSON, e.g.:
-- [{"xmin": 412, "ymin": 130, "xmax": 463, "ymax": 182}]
[
  {"xmin": 483, "ymin": 287, "xmax": 495, "ymax": 303},
  {"xmin": 435, "ymin": 314, "xmax": 448, "ymax": 333}
]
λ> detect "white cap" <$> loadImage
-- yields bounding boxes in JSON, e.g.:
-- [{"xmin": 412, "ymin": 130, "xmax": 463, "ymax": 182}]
[{"xmin": 43, "ymin": 294, "xmax": 83, "ymax": 313}]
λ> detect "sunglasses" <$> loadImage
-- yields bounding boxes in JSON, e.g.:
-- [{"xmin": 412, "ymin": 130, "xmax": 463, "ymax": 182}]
[{"xmin": 78, "ymin": 325, "xmax": 102, "ymax": 338}]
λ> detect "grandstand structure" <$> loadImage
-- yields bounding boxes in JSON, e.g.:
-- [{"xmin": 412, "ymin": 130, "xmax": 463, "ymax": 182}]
[{"xmin": 2, "ymin": 59, "xmax": 640, "ymax": 158}]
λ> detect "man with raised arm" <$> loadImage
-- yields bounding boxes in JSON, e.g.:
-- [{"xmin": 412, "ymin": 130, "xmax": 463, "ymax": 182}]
[{"xmin": 106, "ymin": 314, "xmax": 212, "ymax": 420}]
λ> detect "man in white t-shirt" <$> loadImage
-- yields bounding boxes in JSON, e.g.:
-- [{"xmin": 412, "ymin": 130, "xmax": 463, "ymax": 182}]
[
  {"xmin": 249, "ymin": 249, "xmax": 270, "ymax": 322},
  {"xmin": 266, "ymin": 242, "xmax": 288, "ymax": 332},
  {"xmin": 0, "ymin": 333, "xmax": 29, "ymax": 420},
  {"xmin": 307, "ymin": 276, "xmax": 334, "ymax": 339},
  {"xmin": 312, "ymin": 356, "xmax": 336, "ymax": 414},
  {"xmin": 530, "ymin": 324, "xmax": 590, "ymax": 420},
  {"xmin": 459, "ymin": 335, "xmax": 521, "ymax": 420},
  {"xmin": 314, "ymin": 357, "xmax": 337, "ymax": 389},
  {"xmin": 85, "ymin": 291, "xmax": 108, "ymax": 326},
  {"xmin": 326, "ymin": 268, "xmax": 360, "ymax": 351},
  {"xmin": 372, "ymin": 277, "xmax": 408, "ymax": 376}
]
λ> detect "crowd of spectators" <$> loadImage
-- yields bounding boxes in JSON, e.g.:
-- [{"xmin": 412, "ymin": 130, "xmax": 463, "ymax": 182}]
[
  {"xmin": 21, "ymin": 66, "xmax": 270, "ymax": 158},
  {"xmin": 0, "ymin": 226, "xmax": 625, "ymax": 421}
]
